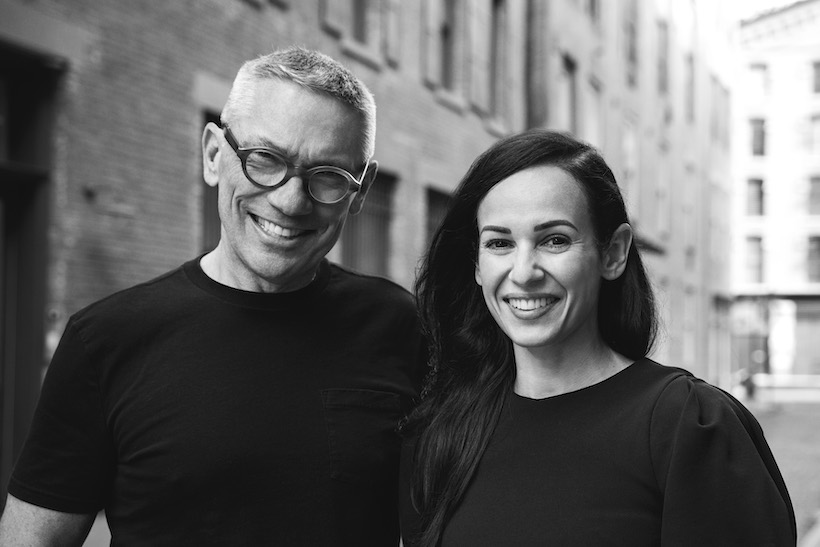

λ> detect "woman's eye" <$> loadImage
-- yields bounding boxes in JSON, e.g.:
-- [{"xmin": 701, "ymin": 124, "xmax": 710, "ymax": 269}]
[
  {"xmin": 542, "ymin": 235, "xmax": 570, "ymax": 248},
  {"xmin": 483, "ymin": 239, "xmax": 512, "ymax": 250}
]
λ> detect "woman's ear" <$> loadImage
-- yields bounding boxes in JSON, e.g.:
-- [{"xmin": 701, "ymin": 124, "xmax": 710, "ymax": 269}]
[
  {"xmin": 202, "ymin": 122, "xmax": 222, "ymax": 188},
  {"xmin": 601, "ymin": 223, "xmax": 633, "ymax": 281}
]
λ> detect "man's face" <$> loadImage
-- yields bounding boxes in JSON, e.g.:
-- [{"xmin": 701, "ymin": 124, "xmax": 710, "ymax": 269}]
[{"xmin": 202, "ymin": 78, "xmax": 372, "ymax": 292}]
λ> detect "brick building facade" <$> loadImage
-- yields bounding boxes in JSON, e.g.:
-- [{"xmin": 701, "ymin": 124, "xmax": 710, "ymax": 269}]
[{"xmin": 0, "ymin": 0, "xmax": 736, "ymax": 505}]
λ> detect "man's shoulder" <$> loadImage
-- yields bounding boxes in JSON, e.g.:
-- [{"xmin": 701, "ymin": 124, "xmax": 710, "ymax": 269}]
[
  {"xmin": 71, "ymin": 261, "xmax": 195, "ymax": 325},
  {"xmin": 327, "ymin": 262, "xmax": 414, "ymax": 304}
]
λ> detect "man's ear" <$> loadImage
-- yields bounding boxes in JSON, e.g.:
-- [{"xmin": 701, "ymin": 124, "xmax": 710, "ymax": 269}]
[
  {"xmin": 349, "ymin": 160, "xmax": 378, "ymax": 216},
  {"xmin": 601, "ymin": 223, "xmax": 633, "ymax": 281},
  {"xmin": 202, "ymin": 122, "xmax": 222, "ymax": 188}
]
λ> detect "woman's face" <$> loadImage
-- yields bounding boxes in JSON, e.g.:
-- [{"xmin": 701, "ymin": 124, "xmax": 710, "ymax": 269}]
[{"xmin": 474, "ymin": 165, "xmax": 608, "ymax": 353}]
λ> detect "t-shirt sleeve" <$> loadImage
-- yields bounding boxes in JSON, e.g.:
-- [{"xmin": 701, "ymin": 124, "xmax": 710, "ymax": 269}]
[
  {"xmin": 8, "ymin": 319, "xmax": 113, "ymax": 514},
  {"xmin": 649, "ymin": 375, "xmax": 796, "ymax": 546}
]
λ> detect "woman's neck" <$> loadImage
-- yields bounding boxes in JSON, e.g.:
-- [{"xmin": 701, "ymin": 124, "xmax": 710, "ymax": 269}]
[{"xmin": 512, "ymin": 339, "xmax": 633, "ymax": 399}]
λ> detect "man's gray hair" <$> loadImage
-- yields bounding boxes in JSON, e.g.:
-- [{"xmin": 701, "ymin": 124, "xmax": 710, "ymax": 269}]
[{"xmin": 221, "ymin": 46, "xmax": 377, "ymax": 162}]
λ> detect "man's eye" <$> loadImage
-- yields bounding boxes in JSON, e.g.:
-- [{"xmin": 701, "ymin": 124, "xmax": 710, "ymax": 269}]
[{"xmin": 247, "ymin": 151, "xmax": 283, "ymax": 169}]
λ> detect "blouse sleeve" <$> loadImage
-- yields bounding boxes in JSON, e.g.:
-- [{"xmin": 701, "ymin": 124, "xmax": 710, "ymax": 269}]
[{"xmin": 649, "ymin": 374, "xmax": 796, "ymax": 546}]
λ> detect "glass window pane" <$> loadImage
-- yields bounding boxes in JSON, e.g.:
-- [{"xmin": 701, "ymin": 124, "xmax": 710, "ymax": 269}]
[
  {"xmin": 426, "ymin": 187, "xmax": 450, "ymax": 245},
  {"xmin": 810, "ymin": 176, "xmax": 820, "ymax": 215},
  {"xmin": 751, "ymin": 118, "xmax": 766, "ymax": 156},
  {"xmin": 341, "ymin": 173, "xmax": 396, "ymax": 278},
  {"xmin": 809, "ymin": 237, "xmax": 820, "ymax": 282},
  {"xmin": 746, "ymin": 179, "xmax": 764, "ymax": 216},
  {"xmin": 746, "ymin": 236, "xmax": 763, "ymax": 283}
]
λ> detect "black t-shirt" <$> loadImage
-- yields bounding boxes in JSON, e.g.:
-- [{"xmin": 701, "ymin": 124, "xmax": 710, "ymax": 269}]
[
  {"xmin": 10, "ymin": 258, "xmax": 424, "ymax": 546},
  {"xmin": 401, "ymin": 359, "xmax": 796, "ymax": 546}
]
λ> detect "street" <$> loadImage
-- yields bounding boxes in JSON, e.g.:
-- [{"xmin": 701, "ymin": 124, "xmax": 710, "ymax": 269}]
[{"xmin": 751, "ymin": 400, "xmax": 820, "ymax": 546}]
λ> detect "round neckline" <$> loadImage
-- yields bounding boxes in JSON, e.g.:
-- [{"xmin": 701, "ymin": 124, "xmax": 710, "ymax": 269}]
[
  {"xmin": 183, "ymin": 256, "xmax": 332, "ymax": 310},
  {"xmin": 512, "ymin": 358, "xmax": 644, "ymax": 403}
]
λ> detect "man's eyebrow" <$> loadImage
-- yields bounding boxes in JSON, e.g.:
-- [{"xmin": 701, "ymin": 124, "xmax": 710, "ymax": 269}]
[
  {"xmin": 243, "ymin": 133, "xmax": 359, "ymax": 170},
  {"xmin": 243, "ymin": 134, "xmax": 292, "ymax": 156}
]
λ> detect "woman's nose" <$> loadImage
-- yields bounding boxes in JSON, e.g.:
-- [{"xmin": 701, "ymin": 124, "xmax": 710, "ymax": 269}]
[{"xmin": 508, "ymin": 250, "xmax": 546, "ymax": 285}]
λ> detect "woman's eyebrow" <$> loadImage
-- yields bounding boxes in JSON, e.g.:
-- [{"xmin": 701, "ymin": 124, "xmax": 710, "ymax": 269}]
[
  {"xmin": 479, "ymin": 225, "xmax": 511, "ymax": 235},
  {"xmin": 533, "ymin": 220, "xmax": 577, "ymax": 232}
]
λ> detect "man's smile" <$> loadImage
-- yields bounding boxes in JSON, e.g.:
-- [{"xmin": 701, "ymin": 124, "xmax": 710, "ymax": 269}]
[{"xmin": 250, "ymin": 213, "xmax": 311, "ymax": 239}]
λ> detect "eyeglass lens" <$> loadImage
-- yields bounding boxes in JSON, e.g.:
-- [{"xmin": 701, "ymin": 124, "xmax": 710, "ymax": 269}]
[{"xmin": 244, "ymin": 151, "xmax": 352, "ymax": 203}]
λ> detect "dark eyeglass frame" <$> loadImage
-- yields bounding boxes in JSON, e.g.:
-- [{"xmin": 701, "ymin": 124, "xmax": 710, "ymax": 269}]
[{"xmin": 221, "ymin": 125, "xmax": 367, "ymax": 204}]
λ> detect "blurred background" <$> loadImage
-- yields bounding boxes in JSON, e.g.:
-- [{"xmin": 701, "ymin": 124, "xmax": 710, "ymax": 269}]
[{"xmin": 0, "ymin": 0, "xmax": 818, "ymax": 544}]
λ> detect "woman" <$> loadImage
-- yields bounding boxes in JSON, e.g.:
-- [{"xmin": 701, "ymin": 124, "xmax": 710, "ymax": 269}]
[{"xmin": 400, "ymin": 130, "xmax": 796, "ymax": 546}]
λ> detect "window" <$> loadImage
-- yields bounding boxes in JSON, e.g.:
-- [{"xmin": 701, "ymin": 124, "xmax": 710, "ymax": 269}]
[
  {"xmin": 0, "ymin": 45, "xmax": 62, "ymax": 502},
  {"xmin": 202, "ymin": 111, "xmax": 221, "ymax": 253},
  {"xmin": 620, "ymin": 119, "xmax": 639, "ymax": 211},
  {"xmin": 809, "ymin": 237, "xmax": 820, "ymax": 282},
  {"xmin": 749, "ymin": 63, "xmax": 768, "ymax": 94},
  {"xmin": 721, "ymin": 85, "xmax": 731, "ymax": 148},
  {"xmin": 751, "ymin": 118, "xmax": 766, "ymax": 156},
  {"xmin": 584, "ymin": 79, "xmax": 602, "ymax": 146},
  {"xmin": 556, "ymin": 54, "xmax": 578, "ymax": 133},
  {"xmin": 440, "ymin": 0, "xmax": 458, "ymax": 91},
  {"xmin": 351, "ymin": 0, "xmax": 369, "ymax": 44},
  {"xmin": 489, "ymin": 0, "xmax": 507, "ymax": 117},
  {"xmin": 746, "ymin": 178, "xmax": 764, "ymax": 216},
  {"xmin": 383, "ymin": 0, "xmax": 401, "ymax": 66},
  {"xmin": 710, "ymin": 76, "xmax": 719, "ymax": 141},
  {"xmin": 814, "ymin": 61, "xmax": 820, "ymax": 94},
  {"xmin": 812, "ymin": 115, "xmax": 820, "ymax": 151},
  {"xmin": 341, "ymin": 172, "xmax": 396, "ymax": 277},
  {"xmin": 524, "ymin": 0, "xmax": 548, "ymax": 128},
  {"xmin": 745, "ymin": 236, "xmax": 764, "ymax": 283},
  {"xmin": 585, "ymin": 0, "xmax": 600, "ymax": 23},
  {"xmin": 624, "ymin": 0, "xmax": 638, "ymax": 88},
  {"xmin": 423, "ymin": 0, "xmax": 464, "ymax": 92},
  {"xmin": 657, "ymin": 20, "xmax": 669, "ymax": 95},
  {"xmin": 321, "ymin": 0, "xmax": 383, "ymax": 67},
  {"xmin": 685, "ymin": 54, "xmax": 695, "ymax": 123},
  {"xmin": 426, "ymin": 188, "xmax": 450, "ymax": 245},
  {"xmin": 810, "ymin": 176, "xmax": 820, "ymax": 215},
  {"xmin": 654, "ymin": 147, "xmax": 671, "ymax": 238}
]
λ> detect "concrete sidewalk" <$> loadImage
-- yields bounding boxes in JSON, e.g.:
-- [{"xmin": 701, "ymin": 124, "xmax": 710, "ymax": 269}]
[{"xmin": 802, "ymin": 511, "xmax": 820, "ymax": 547}]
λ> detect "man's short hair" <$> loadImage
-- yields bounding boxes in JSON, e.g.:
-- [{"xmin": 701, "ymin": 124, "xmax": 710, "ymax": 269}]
[{"xmin": 221, "ymin": 46, "xmax": 377, "ymax": 162}]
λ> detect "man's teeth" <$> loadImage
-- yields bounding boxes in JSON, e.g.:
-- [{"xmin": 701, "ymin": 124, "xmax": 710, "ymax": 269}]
[
  {"xmin": 508, "ymin": 297, "xmax": 552, "ymax": 311},
  {"xmin": 255, "ymin": 216, "xmax": 304, "ymax": 237}
]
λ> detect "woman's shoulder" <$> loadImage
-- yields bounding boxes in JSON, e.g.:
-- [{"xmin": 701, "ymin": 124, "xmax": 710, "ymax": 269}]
[
  {"xmin": 642, "ymin": 357, "xmax": 767, "ymax": 461},
  {"xmin": 642, "ymin": 358, "xmax": 754, "ymax": 427}
]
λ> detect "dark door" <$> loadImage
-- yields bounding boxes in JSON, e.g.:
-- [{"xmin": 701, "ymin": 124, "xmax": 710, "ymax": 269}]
[{"xmin": 0, "ymin": 41, "xmax": 61, "ymax": 507}]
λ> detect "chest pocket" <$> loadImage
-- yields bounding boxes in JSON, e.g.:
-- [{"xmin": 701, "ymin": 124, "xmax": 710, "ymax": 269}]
[{"xmin": 321, "ymin": 389, "xmax": 402, "ymax": 484}]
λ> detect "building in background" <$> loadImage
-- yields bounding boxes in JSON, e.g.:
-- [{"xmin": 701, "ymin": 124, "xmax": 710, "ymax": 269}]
[
  {"xmin": 0, "ymin": 0, "xmax": 736, "ymax": 503},
  {"xmin": 732, "ymin": 0, "xmax": 820, "ymax": 391}
]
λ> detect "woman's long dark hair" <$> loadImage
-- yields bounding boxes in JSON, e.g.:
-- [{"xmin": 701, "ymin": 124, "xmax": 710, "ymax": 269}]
[{"xmin": 403, "ymin": 130, "xmax": 658, "ymax": 547}]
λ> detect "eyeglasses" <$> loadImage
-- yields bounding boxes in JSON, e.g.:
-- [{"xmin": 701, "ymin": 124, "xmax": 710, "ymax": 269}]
[{"xmin": 222, "ymin": 125, "xmax": 367, "ymax": 204}]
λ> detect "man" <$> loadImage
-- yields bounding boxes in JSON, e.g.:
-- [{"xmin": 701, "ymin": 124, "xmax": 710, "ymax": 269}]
[{"xmin": 0, "ymin": 47, "xmax": 424, "ymax": 545}]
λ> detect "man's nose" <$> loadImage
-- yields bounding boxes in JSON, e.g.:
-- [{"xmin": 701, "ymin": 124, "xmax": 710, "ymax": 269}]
[
  {"xmin": 266, "ymin": 175, "xmax": 313, "ymax": 215},
  {"xmin": 508, "ymin": 249, "xmax": 546, "ymax": 285}
]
